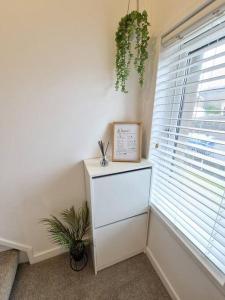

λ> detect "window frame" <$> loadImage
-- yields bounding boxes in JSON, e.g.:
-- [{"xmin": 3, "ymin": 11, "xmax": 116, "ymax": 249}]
[{"xmin": 150, "ymin": 18, "xmax": 225, "ymax": 291}]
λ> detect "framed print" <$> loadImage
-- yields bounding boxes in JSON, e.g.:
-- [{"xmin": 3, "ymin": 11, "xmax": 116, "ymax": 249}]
[{"xmin": 112, "ymin": 122, "xmax": 142, "ymax": 162}]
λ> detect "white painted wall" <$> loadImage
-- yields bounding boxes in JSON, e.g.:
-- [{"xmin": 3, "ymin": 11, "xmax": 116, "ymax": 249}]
[
  {"xmin": 147, "ymin": 1, "xmax": 225, "ymax": 299},
  {"xmin": 147, "ymin": 212, "xmax": 225, "ymax": 300},
  {"xmin": 0, "ymin": 0, "xmax": 150, "ymax": 258}
]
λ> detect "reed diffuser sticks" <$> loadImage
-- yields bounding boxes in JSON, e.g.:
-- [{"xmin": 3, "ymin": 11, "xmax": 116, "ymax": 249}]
[{"xmin": 98, "ymin": 140, "xmax": 109, "ymax": 166}]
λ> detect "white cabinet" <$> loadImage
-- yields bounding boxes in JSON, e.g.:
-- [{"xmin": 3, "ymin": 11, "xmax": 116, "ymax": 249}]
[
  {"xmin": 93, "ymin": 169, "xmax": 150, "ymax": 228},
  {"xmin": 84, "ymin": 158, "xmax": 152, "ymax": 274},
  {"xmin": 95, "ymin": 214, "xmax": 148, "ymax": 270}
]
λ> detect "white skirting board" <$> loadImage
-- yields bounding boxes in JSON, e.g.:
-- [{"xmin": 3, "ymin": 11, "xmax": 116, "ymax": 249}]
[
  {"xmin": 145, "ymin": 247, "xmax": 181, "ymax": 300},
  {"xmin": 19, "ymin": 247, "xmax": 67, "ymax": 264},
  {"xmin": 31, "ymin": 246, "xmax": 68, "ymax": 264}
]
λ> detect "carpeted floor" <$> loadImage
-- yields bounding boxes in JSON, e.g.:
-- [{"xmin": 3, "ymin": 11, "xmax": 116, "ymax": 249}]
[{"xmin": 10, "ymin": 253, "xmax": 171, "ymax": 300}]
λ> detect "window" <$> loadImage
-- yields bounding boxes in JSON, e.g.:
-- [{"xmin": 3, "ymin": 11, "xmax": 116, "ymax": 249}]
[{"xmin": 150, "ymin": 8, "xmax": 225, "ymax": 276}]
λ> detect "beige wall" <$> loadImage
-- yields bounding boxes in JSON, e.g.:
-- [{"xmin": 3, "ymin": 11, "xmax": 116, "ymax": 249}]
[{"xmin": 0, "ymin": 0, "xmax": 149, "ymax": 257}]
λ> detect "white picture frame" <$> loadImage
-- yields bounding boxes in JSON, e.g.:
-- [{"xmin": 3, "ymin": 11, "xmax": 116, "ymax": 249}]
[{"xmin": 112, "ymin": 122, "xmax": 142, "ymax": 162}]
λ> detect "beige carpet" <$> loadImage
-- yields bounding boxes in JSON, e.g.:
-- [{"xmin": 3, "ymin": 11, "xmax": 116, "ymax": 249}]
[{"xmin": 10, "ymin": 253, "xmax": 171, "ymax": 300}]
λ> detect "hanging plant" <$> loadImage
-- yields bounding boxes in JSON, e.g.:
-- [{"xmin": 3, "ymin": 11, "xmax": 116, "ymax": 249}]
[{"xmin": 115, "ymin": 9, "xmax": 150, "ymax": 93}]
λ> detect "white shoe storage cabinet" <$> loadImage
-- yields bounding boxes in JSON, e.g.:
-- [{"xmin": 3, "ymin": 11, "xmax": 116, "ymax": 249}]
[{"xmin": 84, "ymin": 158, "xmax": 152, "ymax": 274}]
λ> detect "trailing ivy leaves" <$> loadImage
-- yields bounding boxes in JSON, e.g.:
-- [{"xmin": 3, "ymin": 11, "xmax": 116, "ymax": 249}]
[{"xmin": 115, "ymin": 10, "xmax": 150, "ymax": 93}]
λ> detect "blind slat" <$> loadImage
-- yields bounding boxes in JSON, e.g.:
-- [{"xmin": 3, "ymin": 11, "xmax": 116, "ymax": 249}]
[
  {"xmin": 155, "ymin": 86, "xmax": 225, "ymax": 100},
  {"xmin": 152, "ymin": 135, "xmax": 225, "ymax": 157},
  {"xmin": 152, "ymin": 129, "xmax": 225, "ymax": 146},
  {"xmin": 152, "ymin": 189, "xmax": 225, "ymax": 248},
  {"xmin": 156, "ymin": 74, "xmax": 225, "ymax": 94},
  {"xmin": 152, "ymin": 136, "xmax": 225, "ymax": 175},
  {"xmin": 152, "ymin": 176, "xmax": 225, "ymax": 230},
  {"xmin": 153, "ymin": 123, "xmax": 225, "ymax": 135},
  {"xmin": 158, "ymin": 49, "xmax": 225, "ymax": 82},
  {"xmin": 152, "ymin": 158, "xmax": 225, "ymax": 209},
  {"xmin": 154, "ymin": 98, "xmax": 225, "ymax": 107},
  {"xmin": 158, "ymin": 62, "xmax": 225, "ymax": 90},
  {"xmin": 153, "ymin": 117, "xmax": 225, "ymax": 124},
  {"xmin": 152, "ymin": 147, "xmax": 225, "ymax": 185},
  {"xmin": 153, "ymin": 154, "xmax": 225, "ymax": 197}
]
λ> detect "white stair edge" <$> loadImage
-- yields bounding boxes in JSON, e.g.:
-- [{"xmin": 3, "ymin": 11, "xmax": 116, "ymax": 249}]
[{"xmin": 0, "ymin": 250, "xmax": 19, "ymax": 300}]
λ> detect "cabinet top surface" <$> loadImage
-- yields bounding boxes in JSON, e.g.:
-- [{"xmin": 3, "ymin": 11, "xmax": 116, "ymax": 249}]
[{"xmin": 84, "ymin": 158, "xmax": 152, "ymax": 177}]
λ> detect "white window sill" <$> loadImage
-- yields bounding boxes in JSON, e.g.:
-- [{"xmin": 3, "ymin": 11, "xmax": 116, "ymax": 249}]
[{"xmin": 150, "ymin": 204, "xmax": 225, "ymax": 295}]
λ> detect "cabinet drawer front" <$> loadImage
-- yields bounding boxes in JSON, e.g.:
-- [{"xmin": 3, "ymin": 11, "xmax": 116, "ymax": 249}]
[
  {"xmin": 95, "ymin": 214, "xmax": 148, "ymax": 271},
  {"xmin": 93, "ymin": 169, "xmax": 151, "ymax": 228}
]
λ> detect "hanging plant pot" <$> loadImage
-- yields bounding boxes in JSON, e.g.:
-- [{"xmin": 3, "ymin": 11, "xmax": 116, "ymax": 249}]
[
  {"xmin": 115, "ymin": 7, "xmax": 150, "ymax": 93},
  {"xmin": 70, "ymin": 241, "xmax": 88, "ymax": 272}
]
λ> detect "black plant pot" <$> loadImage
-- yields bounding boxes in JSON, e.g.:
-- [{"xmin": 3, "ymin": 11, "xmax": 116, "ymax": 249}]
[{"xmin": 70, "ymin": 241, "xmax": 88, "ymax": 272}]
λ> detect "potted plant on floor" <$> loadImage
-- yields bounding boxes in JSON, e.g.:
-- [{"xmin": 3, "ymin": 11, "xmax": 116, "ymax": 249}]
[{"xmin": 41, "ymin": 201, "xmax": 90, "ymax": 271}]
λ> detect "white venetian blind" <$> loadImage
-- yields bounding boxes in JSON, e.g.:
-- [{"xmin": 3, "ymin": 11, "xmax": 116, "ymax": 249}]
[{"xmin": 150, "ymin": 6, "xmax": 225, "ymax": 275}]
